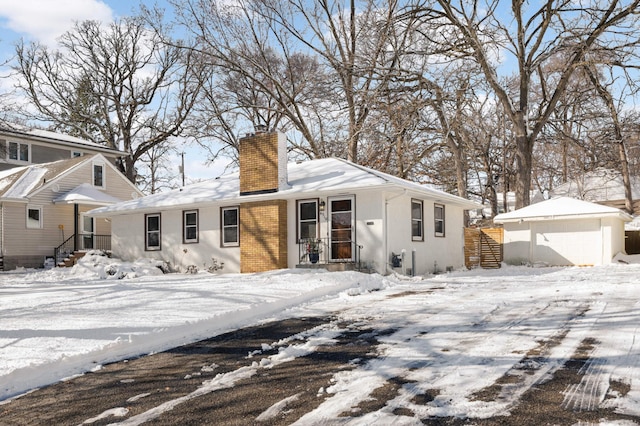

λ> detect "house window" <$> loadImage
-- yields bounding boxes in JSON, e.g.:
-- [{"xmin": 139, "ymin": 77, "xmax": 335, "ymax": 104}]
[
  {"xmin": 72, "ymin": 151, "xmax": 83, "ymax": 158},
  {"xmin": 183, "ymin": 210, "xmax": 199, "ymax": 243},
  {"xmin": 145, "ymin": 213, "xmax": 161, "ymax": 251},
  {"xmin": 93, "ymin": 163, "xmax": 105, "ymax": 188},
  {"xmin": 221, "ymin": 206, "xmax": 239, "ymax": 247},
  {"xmin": 297, "ymin": 199, "xmax": 318, "ymax": 241},
  {"xmin": 8, "ymin": 141, "xmax": 29, "ymax": 162},
  {"xmin": 411, "ymin": 199, "xmax": 423, "ymax": 241},
  {"xmin": 434, "ymin": 204, "xmax": 445, "ymax": 237},
  {"xmin": 26, "ymin": 206, "xmax": 42, "ymax": 229}
]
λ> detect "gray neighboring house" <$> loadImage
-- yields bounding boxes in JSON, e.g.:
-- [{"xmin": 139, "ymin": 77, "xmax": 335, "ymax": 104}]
[{"xmin": 0, "ymin": 125, "xmax": 126, "ymax": 172}]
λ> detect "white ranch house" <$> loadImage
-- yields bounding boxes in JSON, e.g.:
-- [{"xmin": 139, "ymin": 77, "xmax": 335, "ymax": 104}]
[{"xmin": 90, "ymin": 131, "xmax": 480, "ymax": 275}]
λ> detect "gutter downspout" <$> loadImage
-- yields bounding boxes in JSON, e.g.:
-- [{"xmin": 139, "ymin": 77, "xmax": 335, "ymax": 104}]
[{"xmin": 384, "ymin": 189, "xmax": 407, "ymax": 275}]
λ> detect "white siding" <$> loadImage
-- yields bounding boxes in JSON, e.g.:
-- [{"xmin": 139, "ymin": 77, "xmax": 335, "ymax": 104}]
[
  {"xmin": 603, "ymin": 217, "xmax": 626, "ymax": 262},
  {"xmin": 386, "ymin": 192, "xmax": 467, "ymax": 275},
  {"xmin": 111, "ymin": 189, "xmax": 470, "ymax": 276},
  {"xmin": 502, "ymin": 222, "xmax": 532, "ymax": 265},
  {"xmin": 111, "ymin": 206, "xmax": 241, "ymax": 273},
  {"xmin": 531, "ymin": 219, "xmax": 601, "ymax": 266}
]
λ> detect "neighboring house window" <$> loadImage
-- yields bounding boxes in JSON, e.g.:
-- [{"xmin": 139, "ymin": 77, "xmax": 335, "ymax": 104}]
[
  {"xmin": 297, "ymin": 199, "xmax": 318, "ymax": 241},
  {"xmin": 145, "ymin": 213, "xmax": 161, "ymax": 251},
  {"xmin": 93, "ymin": 163, "xmax": 105, "ymax": 188},
  {"xmin": 183, "ymin": 210, "xmax": 199, "ymax": 243},
  {"xmin": 221, "ymin": 206, "xmax": 239, "ymax": 247},
  {"xmin": 72, "ymin": 151, "xmax": 83, "ymax": 158},
  {"xmin": 8, "ymin": 141, "xmax": 29, "ymax": 162},
  {"xmin": 26, "ymin": 206, "xmax": 42, "ymax": 229},
  {"xmin": 434, "ymin": 204, "xmax": 445, "ymax": 237},
  {"xmin": 411, "ymin": 199, "xmax": 424, "ymax": 241}
]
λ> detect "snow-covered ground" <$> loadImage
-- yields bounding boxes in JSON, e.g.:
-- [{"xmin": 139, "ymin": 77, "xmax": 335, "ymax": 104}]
[{"xmin": 2, "ymin": 252, "xmax": 640, "ymax": 423}]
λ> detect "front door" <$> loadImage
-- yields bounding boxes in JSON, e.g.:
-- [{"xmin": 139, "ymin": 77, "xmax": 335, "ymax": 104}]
[
  {"xmin": 329, "ymin": 196, "xmax": 355, "ymax": 262},
  {"xmin": 81, "ymin": 214, "xmax": 95, "ymax": 250}
]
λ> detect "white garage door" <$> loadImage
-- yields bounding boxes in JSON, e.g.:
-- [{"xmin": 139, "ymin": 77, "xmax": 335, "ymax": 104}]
[{"xmin": 532, "ymin": 219, "xmax": 601, "ymax": 266}]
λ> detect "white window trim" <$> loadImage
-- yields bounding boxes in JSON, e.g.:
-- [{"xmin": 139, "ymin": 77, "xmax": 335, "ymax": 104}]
[
  {"xmin": 297, "ymin": 199, "xmax": 319, "ymax": 242},
  {"xmin": 411, "ymin": 199, "xmax": 424, "ymax": 241},
  {"xmin": 93, "ymin": 162, "xmax": 106, "ymax": 188},
  {"xmin": 183, "ymin": 209, "xmax": 199, "ymax": 244},
  {"xmin": 434, "ymin": 204, "xmax": 445, "ymax": 238},
  {"xmin": 26, "ymin": 205, "xmax": 43, "ymax": 229},
  {"xmin": 7, "ymin": 141, "xmax": 30, "ymax": 163},
  {"xmin": 221, "ymin": 206, "xmax": 239, "ymax": 247}
]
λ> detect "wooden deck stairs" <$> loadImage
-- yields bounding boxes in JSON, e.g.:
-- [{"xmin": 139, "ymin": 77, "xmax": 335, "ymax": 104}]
[{"xmin": 57, "ymin": 251, "xmax": 88, "ymax": 268}]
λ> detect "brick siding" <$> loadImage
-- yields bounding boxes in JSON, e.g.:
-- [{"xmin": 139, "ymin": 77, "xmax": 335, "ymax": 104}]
[{"xmin": 240, "ymin": 200, "xmax": 288, "ymax": 273}]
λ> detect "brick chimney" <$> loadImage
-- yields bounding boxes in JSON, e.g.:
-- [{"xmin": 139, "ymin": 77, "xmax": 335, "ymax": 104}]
[
  {"xmin": 238, "ymin": 127, "xmax": 289, "ymax": 273},
  {"xmin": 239, "ymin": 128, "xmax": 288, "ymax": 196}
]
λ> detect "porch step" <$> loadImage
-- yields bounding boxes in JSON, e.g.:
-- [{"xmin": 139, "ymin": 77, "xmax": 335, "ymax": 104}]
[{"xmin": 57, "ymin": 251, "xmax": 87, "ymax": 268}]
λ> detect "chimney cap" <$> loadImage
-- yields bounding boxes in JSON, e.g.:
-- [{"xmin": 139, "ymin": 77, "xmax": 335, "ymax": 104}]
[{"xmin": 254, "ymin": 124, "xmax": 268, "ymax": 134}]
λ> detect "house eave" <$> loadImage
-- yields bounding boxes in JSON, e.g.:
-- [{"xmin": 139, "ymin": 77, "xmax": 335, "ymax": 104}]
[
  {"xmin": 0, "ymin": 127, "xmax": 127, "ymax": 157},
  {"xmin": 495, "ymin": 211, "xmax": 632, "ymax": 224},
  {"xmin": 0, "ymin": 197, "xmax": 28, "ymax": 204},
  {"xmin": 88, "ymin": 182, "xmax": 481, "ymax": 218}
]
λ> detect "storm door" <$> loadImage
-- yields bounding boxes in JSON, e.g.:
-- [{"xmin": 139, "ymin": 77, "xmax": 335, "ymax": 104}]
[
  {"xmin": 329, "ymin": 196, "xmax": 355, "ymax": 261},
  {"xmin": 81, "ymin": 213, "xmax": 95, "ymax": 250}
]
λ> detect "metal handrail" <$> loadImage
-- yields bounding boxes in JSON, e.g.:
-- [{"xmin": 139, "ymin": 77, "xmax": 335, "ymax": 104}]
[
  {"xmin": 298, "ymin": 237, "xmax": 362, "ymax": 268},
  {"xmin": 54, "ymin": 234, "xmax": 75, "ymax": 265},
  {"xmin": 54, "ymin": 234, "xmax": 112, "ymax": 264}
]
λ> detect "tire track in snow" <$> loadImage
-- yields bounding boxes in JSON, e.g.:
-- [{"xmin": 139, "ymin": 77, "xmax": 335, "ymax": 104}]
[
  {"xmin": 562, "ymin": 298, "xmax": 640, "ymax": 415},
  {"xmin": 457, "ymin": 302, "xmax": 609, "ymax": 419},
  {"xmin": 561, "ymin": 338, "xmax": 608, "ymax": 412}
]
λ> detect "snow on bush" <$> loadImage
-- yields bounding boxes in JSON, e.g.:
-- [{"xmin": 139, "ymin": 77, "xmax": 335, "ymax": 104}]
[{"xmin": 71, "ymin": 250, "xmax": 168, "ymax": 280}]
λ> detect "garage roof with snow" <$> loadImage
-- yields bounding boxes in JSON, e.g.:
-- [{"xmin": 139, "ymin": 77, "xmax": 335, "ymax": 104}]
[{"xmin": 493, "ymin": 196, "xmax": 632, "ymax": 223}]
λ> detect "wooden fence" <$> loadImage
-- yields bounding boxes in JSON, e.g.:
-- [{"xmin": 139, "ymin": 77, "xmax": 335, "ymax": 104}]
[{"xmin": 464, "ymin": 227, "xmax": 504, "ymax": 269}]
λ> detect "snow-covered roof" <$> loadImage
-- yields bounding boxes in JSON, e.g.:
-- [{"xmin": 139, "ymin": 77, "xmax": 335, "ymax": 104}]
[
  {"xmin": 0, "ymin": 125, "xmax": 125, "ymax": 155},
  {"xmin": 0, "ymin": 155, "xmax": 94, "ymax": 200},
  {"xmin": 536, "ymin": 169, "xmax": 640, "ymax": 203},
  {"xmin": 494, "ymin": 196, "xmax": 632, "ymax": 223},
  {"xmin": 90, "ymin": 157, "xmax": 481, "ymax": 216},
  {"xmin": 53, "ymin": 183, "xmax": 124, "ymax": 206}
]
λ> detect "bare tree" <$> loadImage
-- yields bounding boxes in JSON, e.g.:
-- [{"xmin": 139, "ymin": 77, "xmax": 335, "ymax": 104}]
[
  {"xmin": 584, "ymin": 65, "xmax": 634, "ymax": 213},
  {"xmin": 137, "ymin": 141, "xmax": 180, "ymax": 194},
  {"xmin": 14, "ymin": 16, "xmax": 205, "ymax": 185},
  {"xmin": 172, "ymin": 0, "xmax": 405, "ymax": 164},
  {"xmin": 409, "ymin": 0, "xmax": 640, "ymax": 208}
]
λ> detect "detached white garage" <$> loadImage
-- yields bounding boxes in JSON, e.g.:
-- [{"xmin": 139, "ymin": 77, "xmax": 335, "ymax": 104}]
[{"xmin": 494, "ymin": 197, "xmax": 632, "ymax": 266}]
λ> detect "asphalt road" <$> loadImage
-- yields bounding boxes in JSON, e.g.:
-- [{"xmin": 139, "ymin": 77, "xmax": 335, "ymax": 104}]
[{"xmin": 1, "ymin": 314, "xmax": 638, "ymax": 425}]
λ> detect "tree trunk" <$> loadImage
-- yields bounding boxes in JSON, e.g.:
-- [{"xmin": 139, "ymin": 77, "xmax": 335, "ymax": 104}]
[{"xmin": 514, "ymin": 122, "xmax": 533, "ymax": 209}]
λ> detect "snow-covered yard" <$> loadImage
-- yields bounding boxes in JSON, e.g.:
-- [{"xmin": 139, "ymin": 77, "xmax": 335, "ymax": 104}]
[{"xmin": 2, "ymin": 252, "xmax": 640, "ymax": 424}]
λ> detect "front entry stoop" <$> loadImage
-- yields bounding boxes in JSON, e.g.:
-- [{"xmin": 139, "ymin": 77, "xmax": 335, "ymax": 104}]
[{"xmin": 57, "ymin": 251, "xmax": 87, "ymax": 268}]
